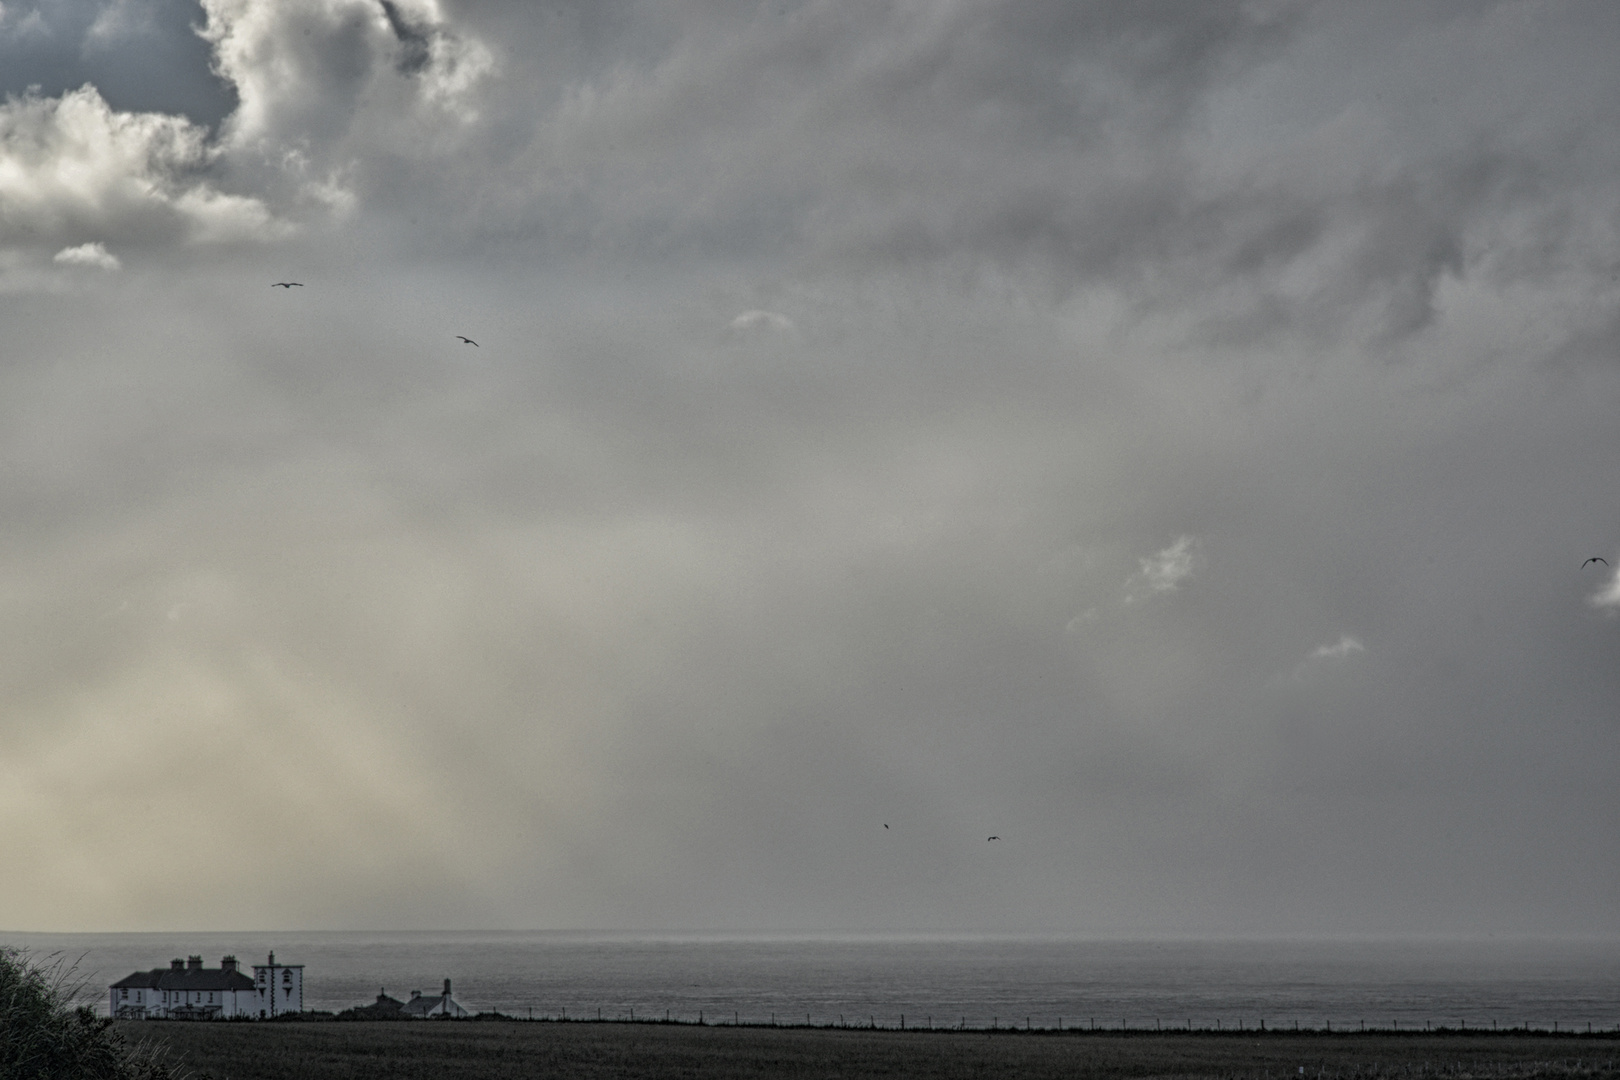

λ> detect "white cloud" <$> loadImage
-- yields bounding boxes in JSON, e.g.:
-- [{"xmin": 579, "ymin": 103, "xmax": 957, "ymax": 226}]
[
  {"xmin": 84, "ymin": 0, "xmax": 157, "ymax": 52},
  {"xmin": 52, "ymin": 241, "xmax": 119, "ymax": 269},
  {"xmin": 729, "ymin": 309, "xmax": 795, "ymax": 335},
  {"xmin": 0, "ymin": 84, "xmax": 281, "ymax": 249},
  {"xmin": 177, "ymin": 0, "xmax": 494, "ymax": 227},
  {"xmin": 1266, "ymin": 633, "xmax": 1368, "ymax": 689},
  {"xmin": 1124, "ymin": 535, "xmax": 1199, "ymax": 602},
  {"xmin": 0, "ymin": 1, "xmax": 495, "ymax": 267},
  {"xmin": 1588, "ymin": 566, "xmax": 1620, "ymax": 612},
  {"xmin": 1064, "ymin": 607, "xmax": 1099, "ymax": 633},
  {"xmin": 1310, "ymin": 635, "xmax": 1365, "ymax": 661},
  {"xmin": 201, "ymin": 0, "xmax": 493, "ymax": 153}
]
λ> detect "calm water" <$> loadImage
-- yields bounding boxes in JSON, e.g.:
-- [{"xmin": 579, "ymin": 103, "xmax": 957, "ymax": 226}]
[{"xmin": 5, "ymin": 932, "xmax": 1618, "ymax": 1031}]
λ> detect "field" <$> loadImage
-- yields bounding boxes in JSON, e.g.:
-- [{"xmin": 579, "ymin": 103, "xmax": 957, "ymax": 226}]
[{"xmin": 126, "ymin": 1022, "xmax": 1620, "ymax": 1079}]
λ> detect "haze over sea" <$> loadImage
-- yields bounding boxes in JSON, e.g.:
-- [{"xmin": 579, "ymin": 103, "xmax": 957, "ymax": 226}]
[{"xmin": 7, "ymin": 933, "xmax": 1618, "ymax": 1032}]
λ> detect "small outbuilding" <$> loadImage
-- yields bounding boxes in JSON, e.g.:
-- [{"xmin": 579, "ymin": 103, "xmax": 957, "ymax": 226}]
[
  {"xmin": 344, "ymin": 989, "xmax": 407, "ymax": 1019},
  {"xmin": 399, "ymin": 979, "xmax": 469, "ymax": 1019}
]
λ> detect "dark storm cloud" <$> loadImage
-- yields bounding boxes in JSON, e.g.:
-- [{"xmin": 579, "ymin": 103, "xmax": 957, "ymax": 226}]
[
  {"xmin": 445, "ymin": 0, "xmax": 1302, "ymax": 257},
  {"xmin": 417, "ymin": 0, "xmax": 1614, "ymax": 349},
  {"xmin": 378, "ymin": 0, "xmax": 432, "ymax": 74}
]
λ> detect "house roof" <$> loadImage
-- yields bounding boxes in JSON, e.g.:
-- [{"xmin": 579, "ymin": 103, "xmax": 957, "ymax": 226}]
[
  {"xmin": 110, "ymin": 968, "xmax": 258, "ymax": 992},
  {"xmin": 344, "ymin": 991, "xmax": 406, "ymax": 1018},
  {"xmin": 400, "ymin": 991, "xmax": 468, "ymax": 1018}
]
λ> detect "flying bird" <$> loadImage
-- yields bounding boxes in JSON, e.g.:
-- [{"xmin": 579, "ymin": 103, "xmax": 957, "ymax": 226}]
[
  {"xmin": 1584, "ymin": 557, "xmax": 1609, "ymax": 567},
  {"xmin": 883, "ymin": 824, "xmax": 888, "ymax": 829},
  {"xmin": 987, "ymin": 836, "xmax": 999, "ymax": 841},
  {"xmin": 456, "ymin": 336, "xmax": 478, "ymax": 347},
  {"xmin": 271, "ymin": 282, "xmax": 303, "ymax": 288}
]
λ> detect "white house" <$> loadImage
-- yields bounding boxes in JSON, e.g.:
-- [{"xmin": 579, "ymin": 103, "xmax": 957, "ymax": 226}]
[{"xmin": 109, "ymin": 952, "xmax": 303, "ymax": 1019}]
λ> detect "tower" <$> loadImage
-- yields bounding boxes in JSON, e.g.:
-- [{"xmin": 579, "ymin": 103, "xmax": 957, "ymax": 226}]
[{"xmin": 251, "ymin": 951, "xmax": 304, "ymax": 1017}]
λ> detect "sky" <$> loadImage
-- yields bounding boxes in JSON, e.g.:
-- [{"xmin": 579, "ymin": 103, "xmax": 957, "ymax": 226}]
[{"xmin": 1, "ymin": 0, "xmax": 1618, "ymax": 936}]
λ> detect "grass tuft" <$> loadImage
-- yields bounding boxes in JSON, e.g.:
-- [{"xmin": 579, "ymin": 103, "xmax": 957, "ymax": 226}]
[{"xmin": 0, "ymin": 947, "xmax": 198, "ymax": 1080}]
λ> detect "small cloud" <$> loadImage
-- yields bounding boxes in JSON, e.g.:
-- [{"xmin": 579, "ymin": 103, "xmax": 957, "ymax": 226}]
[
  {"xmin": 1588, "ymin": 565, "xmax": 1620, "ymax": 613},
  {"xmin": 1124, "ymin": 535, "xmax": 1198, "ymax": 602},
  {"xmin": 84, "ymin": 0, "xmax": 157, "ymax": 52},
  {"xmin": 53, "ymin": 242, "xmax": 121, "ymax": 270},
  {"xmin": 729, "ymin": 309, "xmax": 795, "ymax": 335},
  {"xmin": 0, "ymin": 6, "xmax": 48, "ymax": 40},
  {"xmin": 1064, "ymin": 607, "xmax": 1099, "ymax": 633},
  {"xmin": 1266, "ymin": 633, "xmax": 1368, "ymax": 689},
  {"xmin": 1310, "ymin": 635, "xmax": 1365, "ymax": 661}
]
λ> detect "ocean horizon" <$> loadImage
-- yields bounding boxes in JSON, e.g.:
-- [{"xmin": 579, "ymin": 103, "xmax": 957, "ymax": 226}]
[{"xmin": 6, "ymin": 931, "xmax": 1619, "ymax": 1032}]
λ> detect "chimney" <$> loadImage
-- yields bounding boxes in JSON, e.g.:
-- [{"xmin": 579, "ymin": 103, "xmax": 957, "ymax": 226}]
[
  {"xmin": 267, "ymin": 951, "xmax": 276, "ymax": 967},
  {"xmin": 410, "ymin": 990, "xmax": 422, "ymax": 999},
  {"xmin": 221, "ymin": 956, "xmax": 238, "ymax": 974},
  {"xmin": 187, "ymin": 956, "xmax": 203, "ymax": 971},
  {"xmin": 443, "ymin": 979, "xmax": 452, "ymax": 998},
  {"xmin": 171, "ymin": 959, "xmax": 184, "ymax": 971}
]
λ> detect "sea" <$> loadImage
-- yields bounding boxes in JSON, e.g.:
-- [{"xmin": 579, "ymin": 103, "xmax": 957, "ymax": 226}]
[{"xmin": 5, "ymin": 932, "xmax": 1619, "ymax": 1033}]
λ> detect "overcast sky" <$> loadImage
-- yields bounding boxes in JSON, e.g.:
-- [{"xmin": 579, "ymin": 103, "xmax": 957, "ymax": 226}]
[{"xmin": 1, "ymin": 0, "xmax": 1618, "ymax": 935}]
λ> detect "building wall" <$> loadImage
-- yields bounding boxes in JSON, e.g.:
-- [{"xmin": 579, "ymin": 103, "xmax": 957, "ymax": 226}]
[
  {"xmin": 109, "ymin": 985, "xmax": 154, "ymax": 1018},
  {"xmin": 251, "ymin": 961, "xmax": 303, "ymax": 1017}
]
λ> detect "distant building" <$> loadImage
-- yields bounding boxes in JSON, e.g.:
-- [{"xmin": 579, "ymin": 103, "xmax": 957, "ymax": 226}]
[
  {"xmin": 346, "ymin": 989, "xmax": 407, "ymax": 1019},
  {"xmin": 109, "ymin": 955, "xmax": 255, "ymax": 1019},
  {"xmin": 399, "ymin": 979, "xmax": 469, "ymax": 1019},
  {"xmin": 109, "ymin": 952, "xmax": 303, "ymax": 1019}
]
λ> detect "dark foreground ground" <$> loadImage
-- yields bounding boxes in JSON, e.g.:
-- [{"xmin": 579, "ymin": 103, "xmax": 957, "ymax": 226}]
[{"xmin": 125, "ymin": 1022, "xmax": 1620, "ymax": 1080}]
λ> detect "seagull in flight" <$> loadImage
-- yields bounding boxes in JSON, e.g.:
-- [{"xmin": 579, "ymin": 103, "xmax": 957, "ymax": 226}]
[
  {"xmin": 1584, "ymin": 557, "xmax": 1609, "ymax": 567},
  {"xmin": 456, "ymin": 336, "xmax": 478, "ymax": 347},
  {"xmin": 271, "ymin": 282, "xmax": 303, "ymax": 288},
  {"xmin": 987, "ymin": 836, "xmax": 999, "ymax": 841}
]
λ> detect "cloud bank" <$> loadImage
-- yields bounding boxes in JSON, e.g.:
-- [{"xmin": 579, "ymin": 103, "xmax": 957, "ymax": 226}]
[
  {"xmin": 0, "ymin": 83, "xmax": 273, "ymax": 251},
  {"xmin": 0, "ymin": 1, "xmax": 1618, "ymax": 936}
]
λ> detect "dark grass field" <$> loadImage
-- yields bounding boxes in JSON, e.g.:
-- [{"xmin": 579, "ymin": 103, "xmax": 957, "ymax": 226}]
[{"xmin": 126, "ymin": 1022, "xmax": 1620, "ymax": 1080}]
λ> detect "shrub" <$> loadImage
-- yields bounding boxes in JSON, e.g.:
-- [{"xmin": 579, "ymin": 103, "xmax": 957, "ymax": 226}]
[{"xmin": 0, "ymin": 948, "xmax": 191, "ymax": 1079}]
